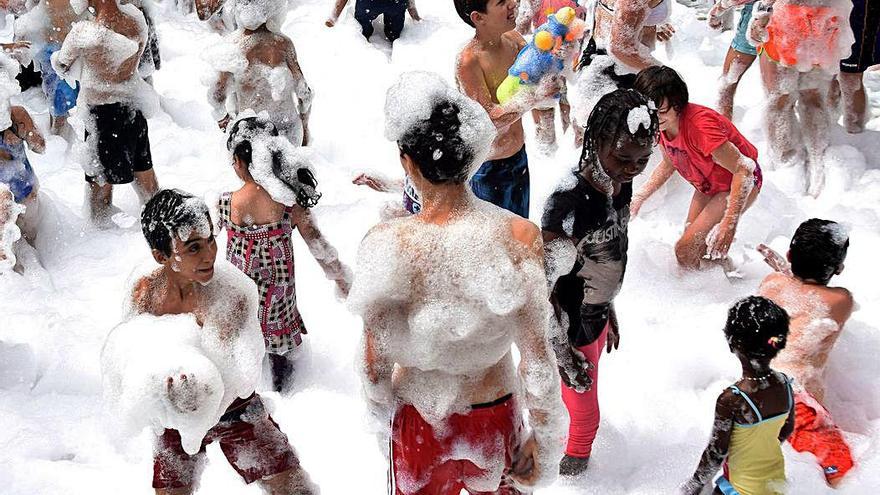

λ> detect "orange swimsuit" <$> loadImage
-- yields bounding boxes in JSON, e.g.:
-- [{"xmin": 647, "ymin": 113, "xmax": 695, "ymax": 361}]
[{"xmin": 762, "ymin": 3, "xmax": 844, "ymax": 68}]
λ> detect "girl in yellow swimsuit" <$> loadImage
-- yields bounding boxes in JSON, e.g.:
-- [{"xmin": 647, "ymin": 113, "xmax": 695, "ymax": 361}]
[{"xmin": 681, "ymin": 296, "xmax": 795, "ymax": 495}]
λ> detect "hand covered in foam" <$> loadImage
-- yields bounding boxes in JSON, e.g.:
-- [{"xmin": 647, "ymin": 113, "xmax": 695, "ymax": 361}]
[{"xmin": 747, "ymin": 1, "xmax": 773, "ymax": 46}]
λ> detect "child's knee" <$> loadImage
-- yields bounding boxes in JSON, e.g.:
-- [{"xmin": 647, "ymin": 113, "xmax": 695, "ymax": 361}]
[{"xmin": 675, "ymin": 239, "xmax": 701, "ymax": 269}]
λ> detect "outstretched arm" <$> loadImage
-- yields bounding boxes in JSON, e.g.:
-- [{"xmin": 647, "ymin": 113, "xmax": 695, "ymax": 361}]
[
  {"xmin": 295, "ymin": 207, "xmax": 352, "ymax": 298},
  {"xmin": 608, "ymin": 0, "xmax": 660, "ymax": 71},
  {"xmin": 706, "ymin": 141, "xmax": 756, "ymax": 260},
  {"xmin": 326, "ymin": 0, "xmax": 349, "ymax": 26},
  {"xmin": 631, "ymin": 155, "xmax": 675, "ymax": 217},
  {"xmin": 286, "ymin": 42, "xmax": 313, "ymax": 146},
  {"xmin": 681, "ymin": 391, "xmax": 735, "ymax": 494}
]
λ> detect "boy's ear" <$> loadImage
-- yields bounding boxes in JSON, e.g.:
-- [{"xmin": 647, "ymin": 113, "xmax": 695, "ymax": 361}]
[
  {"xmin": 470, "ymin": 10, "xmax": 483, "ymax": 26},
  {"xmin": 786, "ymin": 250, "xmax": 792, "ymax": 263},
  {"xmin": 151, "ymin": 248, "xmax": 169, "ymax": 265},
  {"xmin": 835, "ymin": 263, "xmax": 844, "ymax": 276}
]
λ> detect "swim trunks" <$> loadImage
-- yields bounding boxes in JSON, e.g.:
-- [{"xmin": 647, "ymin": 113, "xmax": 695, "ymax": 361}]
[
  {"xmin": 542, "ymin": 175, "xmax": 630, "ymax": 347},
  {"xmin": 470, "ymin": 145, "xmax": 530, "ymax": 218},
  {"xmin": 37, "ymin": 43, "xmax": 80, "ymax": 117},
  {"xmin": 391, "ymin": 395, "xmax": 525, "ymax": 495},
  {"xmin": 762, "ymin": 2, "xmax": 848, "ymax": 71},
  {"xmin": 152, "ymin": 393, "xmax": 300, "ymax": 489},
  {"xmin": 85, "ymin": 103, "xmax": 154, "ymax": 185},
  {"xmin": 0, "ymin": 133, "xmax": 36, "ymax": 203},
  {"xmin": 731, "ymin": 3, "xmax": 757, "ymax": 57},
  {"xmin": 840, "ymin": 0, "xmax": 880, "ymax": 73},
  {"xmin": 788, "ymin": 391, "xmax": 855, "ymax": 483},
  {"xmin": 659, "ymin": 103, "xmax": 762, "ymax": 196}
]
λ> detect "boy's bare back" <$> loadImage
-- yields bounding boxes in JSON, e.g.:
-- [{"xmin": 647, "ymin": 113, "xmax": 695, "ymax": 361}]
[
  {"xmin": 45, "ymin": 0, "xmax": 77, "ymax": 43},
  {"xmin": 761, "ymin": 272, "xmax": 854, "ymax": 399}
]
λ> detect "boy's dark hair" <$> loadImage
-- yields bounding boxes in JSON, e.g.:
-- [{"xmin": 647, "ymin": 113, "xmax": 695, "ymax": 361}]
[
  {"xmin": 453, "ymin": 0, "xmax": 488, "ymax": 27},
  {"xmin": 724, "ymin": 296, "xmax": 790, "ymax": 360},
  {"xmin": 790, "ymin": 218, "xmax": 849, "ymax": 285},
  {"xmin": 579, "ymin": 88, "xmax": 659, "ymax": 171},
  {"xmin": 633, "ymin": 65, "xmax": 689, "ymax": 112},
  {"xmin": 141, "ymin": 189, "xmax": 211, "ymax": 257},
  {"xmin": 398, "ymin": 99, "xmax": 475, "ymax": 185}
]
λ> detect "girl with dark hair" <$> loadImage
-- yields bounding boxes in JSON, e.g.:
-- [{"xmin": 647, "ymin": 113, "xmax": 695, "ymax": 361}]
[
  {"xmin": 541, "ymin": 88, "xmax": 659, "ymax": 476},
  {"xmin": 218, "ymin": 115, "xmax": 351, "ymax": 392},
  {"xmin": 682, "ymin": 296, "xmax": 794, "ymax": 495}
]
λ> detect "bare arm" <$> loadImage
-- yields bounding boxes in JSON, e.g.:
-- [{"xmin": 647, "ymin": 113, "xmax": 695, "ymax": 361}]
[
  {"xmin": 11, "ymin": 106, "xmax": 45, "ymax": 154},
  {"xmin": 286, "ymin": 41, "xmax": 313, "ymax": 145},
  {"xmin": 296, "ymin": 207, "xmax": 352, "ymax": 297},
  {"xmin": 631, "ymin": 155, "xmax": 675, "ymax": 216},
  {"xmin": 210, "ymin": 71, "xmax": 232, "ymax": 122},
  {"xmin": 509, "ymin": 219, "xmax": 565, "ymax": 488},
  {"xmin": 407, "ymin": 0, "xmax": 420, "ymax": 21},
  {"xmin": 50, "ymin": 27, "xmax": 82, "ymax": 78},
  {"xmin": 681, "ymin": 391, "xmax": 735, "ymax": 494},
  {"xmin": 778, "ymin": 401, "xmax": 795, "ymax": 442},
  {"xmin": 326, "ymin": 0, "xmax": 349, "ymax": 26},
  {"xmin": 608, "ymin": 0, "xmax": 660, "ymax": 71},
  {"xmin": 456, "ymin": 40, "xmax": 553, "ymax": 132},
  {"xmin": 706, "ymin": 142, "xmax": 756, "ymax": 259}
]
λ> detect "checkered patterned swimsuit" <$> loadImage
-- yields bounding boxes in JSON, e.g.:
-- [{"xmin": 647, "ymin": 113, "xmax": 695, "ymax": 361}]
[{"xmin": 218, "ymin": 193, "xmax": 306, "ymax": 355}]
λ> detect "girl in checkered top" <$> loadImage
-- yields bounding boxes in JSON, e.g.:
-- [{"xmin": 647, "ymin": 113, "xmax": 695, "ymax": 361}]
[{"xmin": 219, "ymin": 115, "xmax": 351, "ymax": 392}]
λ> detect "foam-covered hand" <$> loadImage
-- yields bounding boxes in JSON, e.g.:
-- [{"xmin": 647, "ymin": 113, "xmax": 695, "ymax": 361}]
[{"xmin": 747, "ymin": 1, "xmax": 773, "ymax": 45}]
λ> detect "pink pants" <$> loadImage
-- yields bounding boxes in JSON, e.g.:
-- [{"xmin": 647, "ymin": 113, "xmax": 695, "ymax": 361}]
[{"xmin": 561, "ymin": 324, "xmax": 608, "ymax": 458}]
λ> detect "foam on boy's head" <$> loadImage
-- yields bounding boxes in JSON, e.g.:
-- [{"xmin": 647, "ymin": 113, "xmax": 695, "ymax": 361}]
[
  {"xmin": 233, "ymin": 0, "xmax": 289, "ymax": 31},
  {"xmin": 141, "ymin": 189, "xmax": 212, "ymax": 257},
  {"xmin": 790, "ymin": 218, "xmax": 849, "ymax": 285},
  {"xmin": 724, "ymin": 296, "xmax": 790, "ymax": 360},
  {"xmin": 384, "ymin": 71, "xmax": 495, "ymax": 185}
]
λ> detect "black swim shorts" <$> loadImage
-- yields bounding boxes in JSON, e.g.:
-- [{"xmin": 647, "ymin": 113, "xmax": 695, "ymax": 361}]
[
  {"xmin": 841, "ymin": 0, "xmax": 880, "ymax": 73},
  {"xmin": 85, "ymin": 102, "xmax": 154, "ymax": 185}
]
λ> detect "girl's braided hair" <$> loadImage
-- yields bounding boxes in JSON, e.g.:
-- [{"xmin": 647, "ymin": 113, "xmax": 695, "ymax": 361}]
[{"xmin": 578, "ymin": 88, "xmax": 659, "ymax": 172}]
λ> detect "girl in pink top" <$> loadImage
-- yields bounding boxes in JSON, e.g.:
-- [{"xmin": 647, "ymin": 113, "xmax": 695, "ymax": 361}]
[{"xmin": 630, "ymin": 66, "xmax": 762, "ymax": 269}]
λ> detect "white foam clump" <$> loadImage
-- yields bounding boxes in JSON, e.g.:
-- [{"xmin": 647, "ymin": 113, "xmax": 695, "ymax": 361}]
[
  {"xmin": 383, "ymin": 71, "xmax": 497, "ymax": 180},
  {"xmin": 822, "ymin": 222, "xmax": 849, "ymax": 247},
  {"xmin": 627, "ymin": 104, "xmax": 652, "ymax": 135},
  {"xmin": 570, "ymin": 54, "xmax": 619, "ymax": 127},
  {"xmin": 764, "ymin": 0, "xmax": 855, "ymax": 74},
  {"xmin": 349, "ymin": 204, "xmax": 565, "ymax": 490},
  {"xmin": 69, "ymin": 0, "xmax": 88, "ymax": 16},
  {"xmin": 0, "ymin": 184, "xmax": 25, "ymax": 272},
  {"xmin": 104, "ymin": 262, "xmax": 265, "ymax": 454},
  {"xmin": 232, "ymin": 0, "xmax": 288, "ymax": 32},
  {"xmin": 174, "ymin": 196, "xmax": 213, "ymax": 244}
]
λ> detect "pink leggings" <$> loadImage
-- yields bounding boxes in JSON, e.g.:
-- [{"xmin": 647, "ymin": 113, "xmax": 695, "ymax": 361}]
[{"xmin": 561, "ymin": 324, "xmax": 608, "ymax": 458}]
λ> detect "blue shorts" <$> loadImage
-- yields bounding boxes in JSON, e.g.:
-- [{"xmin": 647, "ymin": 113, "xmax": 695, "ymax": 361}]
[
  {"xmin": 39, "ymin": 43, "xmax": 80, "ymax": 117},
  {"xmin": 0, "ymin": 159, "xmax": 36, "ymax": 203},
  {"xmin": 469, "ymin": 145, "xmax": 530, "ymax": 218},
  {"xmin": 731, "ymin": 3, "xmax": 758, "ymax": 57}
]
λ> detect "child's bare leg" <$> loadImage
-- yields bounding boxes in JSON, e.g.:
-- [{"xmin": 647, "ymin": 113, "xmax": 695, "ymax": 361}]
[
  {"xmin": 0, "ymin": 187, "xmax": 19, "ymax": 265},
  {"xmin": 533, "ymin": 108, "xmax": 557, "ymax": 154},
  {"xmin": 155, "ymin": 487, "xmax": 193, "ymax": 495},
  {"xmin": 259, "ymin": 466, "xmax": 319, "ymax": 495},
  {"xmin": 760, "ymin": 56, "xmax": 802, "ymax": 167},
  {"xmin": 718, "ymin": 47, "xmax": 757, "ymax": 120},
  {"xmin": 676, "ymin": 193, "xmax": 727, "ymax": 269},
  {"xmin": 799, "ymin": 85, "xmax": 831, "ymax": 197},
  {"xmin": 838, "ymin": 71, "xmax": 867, "ymax": 134},
  {"xmin": 87, "ymin": 182, "xmax": 114, "ymax": 223},
  {"xmin": 560, "ymin": 100, "xmax": 571, "ymax": 133},
  {"xmin": 50, "ymin": 115, "xmax": 68, "ymax": 136},
  {"xmin": 18, "ymin": 191, "xmax": 40, "ymax": 244},
  {"xmin": 133, "ymin": 169, "xmax": 159, "ymax": 204}
]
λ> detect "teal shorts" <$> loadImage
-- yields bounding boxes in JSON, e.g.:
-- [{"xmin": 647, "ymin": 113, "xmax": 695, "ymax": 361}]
[{"xmin": 731, "ymin": 3, "xmax": 758, "ymax": 56}]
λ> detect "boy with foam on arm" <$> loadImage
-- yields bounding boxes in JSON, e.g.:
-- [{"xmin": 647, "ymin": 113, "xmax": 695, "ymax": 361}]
[
  {"xmin": 51, "ymin": 0, "xmax": 159, "ymax": 225},
  {"xmin": 350, "ymin": 71, "xmax": 565, "ymax": 494},
  {"xmin": 113, "ymin": 188, "xmax": 318, "ymax": 495},
  {"xmin": 454, "ymin": 0, "xmax": 560, "ymax": 218},
  {"xmin": 209, "ymin": 0, "xmax": 313, "ymax": 146},
  {"xmin": 325, "ymin": 0, "xmax": 420, "ymax": 43},
  {"xmin": 759, "ymin": 219, "xmax": 856, "ymax": 486}
]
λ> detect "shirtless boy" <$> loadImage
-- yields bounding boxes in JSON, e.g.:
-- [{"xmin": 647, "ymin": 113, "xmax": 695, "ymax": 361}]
[
  {"xmin": 454, "ymin": 0, "xmax": 559, "ymax": 218},
  {"xmin": 759, "ymin": 218, "xmax": 856, "ymax": 485},
  {"xmin": 211, "ymin": 2, "xmax": 313, "ymax": 146},
  {"xmin": 133, "ymin": 189, "xmax": 318, "ymax": 494},
  {"xmin": 350, "ymin": 72, "xmax": 564, "ymax": 494},
  {"xmin": 52, "ymin": 0, "xmax": 159, "ymax": 224}
]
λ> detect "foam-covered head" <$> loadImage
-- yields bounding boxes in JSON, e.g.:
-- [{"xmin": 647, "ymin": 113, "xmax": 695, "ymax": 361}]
[
  {"xmin": 141, "ymin": 189, "xmax": 217, "ymax": 283},
  {"xmin": 579, "ymin": 88, "xmax": 658, "ymax": 188},
  {"xmin": 385, "ymin": 71, "xmax": 495, "ymax": 185},
  {"xmin": 724, "ymin": 296, "xmax": 790, "ymax": 360},
  {"xmin": 789, "ymin": 218, "xmax": 849, "ymax": 285},
  {"xmin": 227, "ymin": 114, "xmax": 322, "ymax": 208},
  {"xmin": 233, "ymin": 0, "xmax": 288, "ymax": 31}
]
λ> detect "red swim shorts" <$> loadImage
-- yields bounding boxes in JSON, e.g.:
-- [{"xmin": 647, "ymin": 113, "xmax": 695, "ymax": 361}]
[
  {"xmin": 152, "ymin": 394, "xmax": 300, "ymax": 489},
  {"xmin": 788, "ymin": 391, "xmax": 855, "ymax": 483},
  {"xmin": 391, "ymin": 395, "xmax": 525, "ymax": 495}
]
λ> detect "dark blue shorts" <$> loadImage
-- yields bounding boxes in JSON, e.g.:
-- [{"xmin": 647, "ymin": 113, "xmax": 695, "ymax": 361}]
[
  {"xmin": 841, "ymin": 0, "xmax": 880, "ymax": 73},
  {"xmin": 469, "ymin": 146, "xmax": 530, "ymax": 218}
]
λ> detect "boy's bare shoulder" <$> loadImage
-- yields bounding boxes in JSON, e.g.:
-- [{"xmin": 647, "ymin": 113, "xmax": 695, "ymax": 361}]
[
  {"xmin": 130, "ymin": 269, "xmax": 162, "ymax": 315},
  {"xmin": 457, "ymin": 41, "xmax": 481, "ymax": 69},
  {"xmin": 509, "ymin": 216, "xmax": 542, "ymax": 258},
  {"xmin": 502, "ymin": 29, "xmax": 527, "ymax": 49}
]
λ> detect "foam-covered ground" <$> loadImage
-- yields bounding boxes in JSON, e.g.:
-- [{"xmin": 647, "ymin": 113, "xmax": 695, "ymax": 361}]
[{"xmin": 1, "ymin": 1, "xmax": 878, "ymax": 493}]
